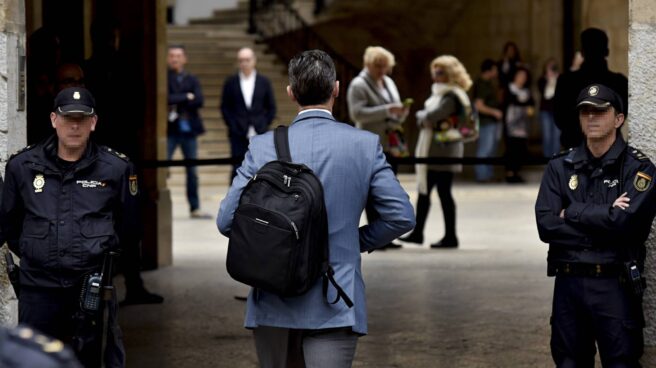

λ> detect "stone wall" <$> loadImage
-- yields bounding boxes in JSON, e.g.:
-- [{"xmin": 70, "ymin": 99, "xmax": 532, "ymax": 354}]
[
  {"xmin": 0, "ymin": 0, "xmax": 26, "ymax": 326},
  {"xmin": 629, "ymin": 0, "xmax": 656, "ymax": 359}
]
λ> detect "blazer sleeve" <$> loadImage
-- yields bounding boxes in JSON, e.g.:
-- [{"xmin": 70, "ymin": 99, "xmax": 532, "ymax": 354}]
[
  {"xmin": 263, "ymin": 77, "xmax": 277, "ymax": 126},
  {"xmin": 347, "ymin": 79, "xmax": 391, "ymax": 125},
  {"xmin": 167, "ymin": 78, "xmax": 188, "ymax": 105},
  {"xmin": 186, "ymin": 75, "xmax": 204, "ymax": 109},
  {"xmin": 217, "ymin": 137, "xmax": 260, "ymax": 235},
  {"xmin": 359, "ymin": 141, "xmax": 416, "ymax": 252},
  {"xmin": 221, "ymin": 77, "xmax": 236, "ymax": 127}
]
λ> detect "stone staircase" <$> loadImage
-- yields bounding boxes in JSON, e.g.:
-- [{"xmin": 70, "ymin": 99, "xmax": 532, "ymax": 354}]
[{"xmin": 166, "ymin": 1, "xmax": 302, "ymax": 187}]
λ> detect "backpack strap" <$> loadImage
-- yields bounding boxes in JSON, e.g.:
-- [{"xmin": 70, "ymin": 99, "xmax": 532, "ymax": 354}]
[
  {"xmin": 274, "ymin": 126, "xmax": 292, "ymax": 162},
  {"xmin": 322, "ymin": 266, "xmax": 354, "ymax": 308}
]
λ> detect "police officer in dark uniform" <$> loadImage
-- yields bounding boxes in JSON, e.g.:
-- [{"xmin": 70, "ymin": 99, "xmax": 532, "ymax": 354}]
[
  {"xmin": 0, "ymin": 325, "xmax": 82, "ymax": 368},
  {"xmin": 0, "ymin": 87, "xmax": 139, "ymax": 368},
  {"xmin": 536, "ymin": 84, "xmax": 656, "ymax": 367}
]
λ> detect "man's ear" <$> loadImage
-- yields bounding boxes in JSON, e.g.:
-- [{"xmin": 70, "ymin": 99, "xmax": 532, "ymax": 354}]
[
  {"xmin": 286, "ymin": 85, "xmax": 297, "ymax": 102},
  {"xmin": 90, "ymin": 115, "xmax": 98, "ymax": 132},
  {"xmin": 333, "ymin": 81, "xmax": 340, "ymax": 98},
  {"xmin": 615, "ymin": 113, "xmax": 625, "ymax": 129},
  {"xmin": 50, "ymin": 112, "xmax": 57, "ymax": 129}
]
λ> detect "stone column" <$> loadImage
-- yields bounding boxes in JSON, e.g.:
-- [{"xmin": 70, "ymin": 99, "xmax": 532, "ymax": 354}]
[
  {"xmin": 0, "ymin": 0, "xmax": 26, "ymax": 326},
  {"xmin": 629, "ymin": 0, "xmax": 656, "ymax": 363}
]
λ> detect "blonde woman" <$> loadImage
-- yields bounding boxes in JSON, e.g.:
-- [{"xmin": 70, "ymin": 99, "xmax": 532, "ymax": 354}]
[
  {"xmin": 347, "ymin": 46, "xmax": 408, "ymax": 249},
  {"xmin": 400, "ymin": 55, "xmax": 472, "ymax": 248}
]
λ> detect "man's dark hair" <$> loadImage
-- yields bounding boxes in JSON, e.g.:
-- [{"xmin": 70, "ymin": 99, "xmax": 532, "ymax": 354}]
[
  {"xmin": 581, "ymin": 28, "xmax": 609, "ymax": 59},
  {"xmin": 480, "ymin": 59, "xmax": 496, "ymax": 72},
  {"xmin": 169, "ymin": 44, "xmax": 186, "ymax": 52},
  {"xmin": 288, "ymin": 50, "xmax": 336, "ymax": 106}
]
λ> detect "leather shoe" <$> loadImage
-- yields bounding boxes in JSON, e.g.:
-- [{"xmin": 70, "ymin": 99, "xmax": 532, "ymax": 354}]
[
  {"xmin": 120, "ymin": 289, "xmax": 164, "ymax": 307},
  {"xmin": 382, "ymin": 242, "xmax": 403, "ymax": 250},
  {"xmin": 430, "ymin": 237, "xmax": 459, "ymax": 249},
  {"xmin": 399, "ymin": 232, "xmax": 423, "ymax": 244},
  {"xmin": 190, "ymin": 209, "xmax": 213, "ymax": 219}
]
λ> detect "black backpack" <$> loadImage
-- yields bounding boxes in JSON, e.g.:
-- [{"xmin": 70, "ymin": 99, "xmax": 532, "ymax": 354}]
[{"xmin": 226, "ymin": 126, "xmax": 353, "ymax": 308}]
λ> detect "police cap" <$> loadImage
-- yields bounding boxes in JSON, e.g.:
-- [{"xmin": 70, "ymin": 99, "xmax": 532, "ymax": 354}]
[
  {"xmin": 53, "ymin": 87, "xmax": 96, "ymax": 116},
  {"xmin": 576, "ymin": 84, "xmax": 623, "ymax": 113}
]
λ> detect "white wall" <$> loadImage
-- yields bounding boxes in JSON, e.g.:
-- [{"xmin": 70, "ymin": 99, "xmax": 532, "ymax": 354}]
[{"xmin": 173, "ymin": 0, "xmax": 239, "ymax": 25}]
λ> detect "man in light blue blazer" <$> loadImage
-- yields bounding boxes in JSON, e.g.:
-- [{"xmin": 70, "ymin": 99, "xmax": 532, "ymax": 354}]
[{"xmin": 217, "ymin": 50, "xmax": 415, "ymax": 367}]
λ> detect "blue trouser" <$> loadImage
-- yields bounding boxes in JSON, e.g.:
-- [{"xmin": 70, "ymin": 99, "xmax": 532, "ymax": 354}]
[
  {"xmin": 551, "ymin": 276, "xmax": 643, "ymax": 368},
  {"xmin": 474, "ymin": 121, "xmax": 501, "ymax": 181},
  {"xmin": 540, "ymin": 111, "xmax": 561, "ymax": 158},
  {"xmin": 167, "ymin": 134, "xmax": 200, "ymax": 211}
]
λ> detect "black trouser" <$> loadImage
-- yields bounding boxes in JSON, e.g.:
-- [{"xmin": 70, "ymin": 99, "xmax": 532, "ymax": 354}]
[
  {"xmin": 121, "ymin": 240, "xmax": 145, "ymax": 294},
  {"xmin": 19, "ymin": 286, "xmax": 125, "ymax": 368},
  {"xmin": 505, "ymin": 136, "xmax": 527, "ymax": 175},
  {"xmin": 551, "ymin": 276, "xmax": 643, "ymax": 368},
  {"xmin": 365, "ymin": 160, "xmax": 398, "ymax": 225},
  {"xmin": 411, "ymin": 171, "xmax": 456, "ymax": 239},
  {"xmin": 230, "ymin": 133, "xmax": 250, "ymax": 182}
]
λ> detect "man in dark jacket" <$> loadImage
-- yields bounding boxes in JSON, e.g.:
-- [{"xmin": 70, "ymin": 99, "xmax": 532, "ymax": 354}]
[
  {"xmin": 0, "ymin": 87, "xmax": 137, "ymax": 367},
  {"xmin": 553, "ymin": 28, "xmax": 628, "ymax": 149},
  {"xmin": 221, "ymin": 47, "xmax": 276, "ymax": 181},
  {"xmin": 535, "ymin": 84, "xmax": 656, "ymax": 367},
  {"xmin": 167, "ymin": 45, "xmax": 209, "ymax": 218}
]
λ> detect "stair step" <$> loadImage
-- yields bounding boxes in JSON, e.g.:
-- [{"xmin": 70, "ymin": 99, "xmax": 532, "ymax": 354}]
[{"xmin": 166, "ymin": 1, "xmax": 300, "ymax": 188}]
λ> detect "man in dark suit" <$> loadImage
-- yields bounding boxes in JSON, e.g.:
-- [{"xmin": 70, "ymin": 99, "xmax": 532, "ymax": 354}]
[
  {"xmin": 553, "ymin": 28, "xmax": 628, "ymax": 149},
  {"xmin": 221, "ymin": 47, "xmax": 277, "ymax": 180}
]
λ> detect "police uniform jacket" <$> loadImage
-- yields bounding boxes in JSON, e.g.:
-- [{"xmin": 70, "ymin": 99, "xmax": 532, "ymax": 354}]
[
  {"xmin": 0, "ymin": 135, "xmax": 140, "ymax": 288},
  {"xmin": 535, "ymin": 135, "xmax": 656, "ymax": 269}
]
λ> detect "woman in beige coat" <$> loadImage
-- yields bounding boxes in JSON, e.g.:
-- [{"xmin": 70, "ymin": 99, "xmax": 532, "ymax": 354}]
[
  {"xmin": 400, "ymin": 55, "xmax": 473, "ymax": 248},
  {"xmin": 347, "ymin": 46, "xmax": 408, "ymax": 249}
]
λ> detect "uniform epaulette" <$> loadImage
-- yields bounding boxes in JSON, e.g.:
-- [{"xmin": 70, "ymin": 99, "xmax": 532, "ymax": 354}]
[
  {"xmin": 9, "ymin": 144, "xmax": 36, "ymax": 160},
  {"xmin": 552, "ymin": 147, "xmax": 574, "ymax": 160},
  {"xmin": 104, "ymin": 146, "xmax": 130, "ymax": 162},
  {"xmin": 628, "ymin": 147, "xmax": 651, "ymax": 162},
  {"xmin": 7, "ymin": 327, "xmax": 77, "ymax": 363}
]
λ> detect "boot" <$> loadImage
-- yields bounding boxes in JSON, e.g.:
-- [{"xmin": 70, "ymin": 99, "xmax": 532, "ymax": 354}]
[
  {"xmin": 431, "ymin": 191, "xmax": 458, "ymax": 248},
  {"xmin": 430, "ymin": 237, "xmax": 459, "ymax": 248},
  {"xmin": 399, "ymin": 194, "xmax": 430, "ymax": 244}
]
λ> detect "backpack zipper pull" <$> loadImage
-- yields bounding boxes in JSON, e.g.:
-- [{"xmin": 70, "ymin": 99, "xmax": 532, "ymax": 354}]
[{"xmin": 290, "ymin": 221, "xmax": 299, "ymax": 240}]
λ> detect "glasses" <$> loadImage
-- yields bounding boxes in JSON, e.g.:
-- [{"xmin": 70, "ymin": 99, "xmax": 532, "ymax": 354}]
[{"xmin": 433, "ymin": 70, "xmax": 446, "ymax": 77}]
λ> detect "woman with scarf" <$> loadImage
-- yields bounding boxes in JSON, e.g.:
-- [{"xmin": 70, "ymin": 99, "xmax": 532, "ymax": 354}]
[
  {"xmin": 400, "ymin": 55, "xmax": 472, "ymax": 248},
  {"xmin": 348, "ymin": 46, "xmax": 409, "ymax": 249}
]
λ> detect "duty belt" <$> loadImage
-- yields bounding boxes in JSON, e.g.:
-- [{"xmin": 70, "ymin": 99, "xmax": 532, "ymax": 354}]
[{"xmin": 548, "ymin": 262, "xmax": 623, "ymax": 277}]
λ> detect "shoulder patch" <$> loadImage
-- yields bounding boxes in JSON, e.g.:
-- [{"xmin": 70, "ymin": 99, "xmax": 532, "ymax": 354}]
[
  {"xmin": 9, "ymin": 145, "xmax": 36, "ymax": 159},
  {"xmin": 634, "ymin": 171, "xmax": 652, "ymax": 192},
  {"xmin": 104, "ymin": 146, "xmax": 130, "ymax": 162},
  {"xmin": 553, "ymin": 148, "xmax": 575, "ymax": 163},
  {"xmin": 553, "ymin": 148, "xmax": 574, "ymax": 158},
  {"xmin": 628, "ymin": 147, "xmax": 651, "ymax": 162}
]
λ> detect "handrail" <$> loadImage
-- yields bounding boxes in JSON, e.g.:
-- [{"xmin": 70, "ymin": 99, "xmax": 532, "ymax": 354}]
[{"xmin": 249, "ymin": 0, "xmax": 360, "ymax": 123}]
